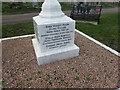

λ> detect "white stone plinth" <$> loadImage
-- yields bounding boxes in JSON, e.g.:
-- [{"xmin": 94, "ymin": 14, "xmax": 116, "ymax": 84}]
[
  {"xmin": 32, "ymin": 38, "xmax": 79, "ymax": 65},
  {"xmin": 32, "ymin": 0, "xmax": 79, "ymax": 65}
]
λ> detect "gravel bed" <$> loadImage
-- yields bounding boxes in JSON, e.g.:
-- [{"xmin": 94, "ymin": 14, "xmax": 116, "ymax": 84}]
[{"xmin": 2, "ymin": 32, "xmax": 120, "ymax": 88}]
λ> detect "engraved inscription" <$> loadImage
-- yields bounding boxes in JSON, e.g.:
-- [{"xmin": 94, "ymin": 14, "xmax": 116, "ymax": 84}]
[{"xmin": 40, "ymin": 23, "xmax": 74, "ymax": 49}]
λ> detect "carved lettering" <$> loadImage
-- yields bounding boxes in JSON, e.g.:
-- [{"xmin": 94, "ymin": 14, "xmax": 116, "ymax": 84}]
[{"xmin": 40, "ymin": 23, "xmax": 73, "ymax": 49}]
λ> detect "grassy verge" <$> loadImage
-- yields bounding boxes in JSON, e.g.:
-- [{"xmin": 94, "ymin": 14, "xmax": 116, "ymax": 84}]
[
  {"xmin": 2, "ymin": 7, "xmax": 40, "ymax": 14},
  {"xmin": 102, "ymin": 2, "xmax": 118, "ymax": 8},
  {"xmin": 2, "ymin": 2, "xmax": 119, "ymax": 14},
  {"xmin": 2, "ymin": 2, "xmax": 73, "ymax": 14},
  {"xmin": 2, "ymin": 22, "xmax": 34, "ymax": 38},
  {"xmin": 2, "ymin": 13, "xmax": 119, "ymax": 52},
  {"xmin": 76, "ymin": 13, "xmax": 119, "ymax": 52},
  {"xmin": 2, "ymin": 2, "xmax": 42, "ymax": 14},
  {"xmin": 60, "ymin": 2, "xmax": 73, "ymax": 11}
]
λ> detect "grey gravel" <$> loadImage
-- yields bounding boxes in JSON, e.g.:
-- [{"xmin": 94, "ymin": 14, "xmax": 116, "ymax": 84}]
[{"xmin": 2, "ymin": 32, "xmax": 119, "ymax": 88}]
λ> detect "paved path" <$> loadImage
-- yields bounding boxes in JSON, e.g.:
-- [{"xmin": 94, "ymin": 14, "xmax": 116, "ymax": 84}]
[{"xmin": 2, "ymin": 7, "xmax": 119, "ymax": 25}]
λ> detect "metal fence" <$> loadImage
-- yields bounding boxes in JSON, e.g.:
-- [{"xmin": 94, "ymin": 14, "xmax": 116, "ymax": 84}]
[{"xmin": 70, "ymin": 3, "xmax": 102, "ymax": 24}]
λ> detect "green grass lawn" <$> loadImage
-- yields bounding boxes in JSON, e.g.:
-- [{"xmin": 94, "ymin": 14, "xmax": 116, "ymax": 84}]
[
  {"xmin": 2, "ymin": 22, "xmax": 34, "ymax": 38},
  {"xmin": 2, "ymin": 13, "xmax": 119, "ymax": 52},
  {"xmin": 60, "ymin": 2, "xmax": 73, "ymax": 11},
  {"xmin": 2, "ymin": 2, "xmax": 118, "ymax": 14},
  {"xmin": 76, "ymin": 13, "xmax": 119, "ymax": 52},
  {"xmin": 2, "ymin": 2, "xmax": 73, "ymax": 14},
  {"xmin": 2, "ymin": 2, "xmax": 42, "ymax": 14},
  {"xmin": 102, "ymin": 2, "xmax": 118, "ymax": 8}
]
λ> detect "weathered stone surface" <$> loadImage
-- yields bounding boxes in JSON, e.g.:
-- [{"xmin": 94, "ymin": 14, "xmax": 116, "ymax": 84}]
[{"xmin": 32, "ymin": 0, "xmax": 79, "ymax": 65}]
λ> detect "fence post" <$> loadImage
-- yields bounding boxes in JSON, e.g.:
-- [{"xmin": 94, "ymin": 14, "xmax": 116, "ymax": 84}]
[{"xmin": 97, "ymin": 5, "xmax": 102, "ymax": 24}]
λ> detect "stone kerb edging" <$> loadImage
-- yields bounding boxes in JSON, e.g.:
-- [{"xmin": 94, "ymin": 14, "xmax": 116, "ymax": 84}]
[
  {"xmin": 75, "ymin": 30, "xmax": 120, "ymax": 57},
  {"xmin": 1, "ymin": 30, "xmax": 120, "ymax": 57},
  {"xmin": 1, "ymin": 34, "xmax": 35, "ymax": 41}
]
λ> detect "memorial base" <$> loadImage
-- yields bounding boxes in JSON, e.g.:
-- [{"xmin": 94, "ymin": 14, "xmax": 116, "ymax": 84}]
[{"xmin": 32, "ymin": 38, "xmax": 79, "ymax": 65}]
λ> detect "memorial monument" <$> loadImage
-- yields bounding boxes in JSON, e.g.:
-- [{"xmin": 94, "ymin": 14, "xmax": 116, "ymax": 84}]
[{"xmin": 32, "ymin": 0, "xmax": 79, "ymax": 65}]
